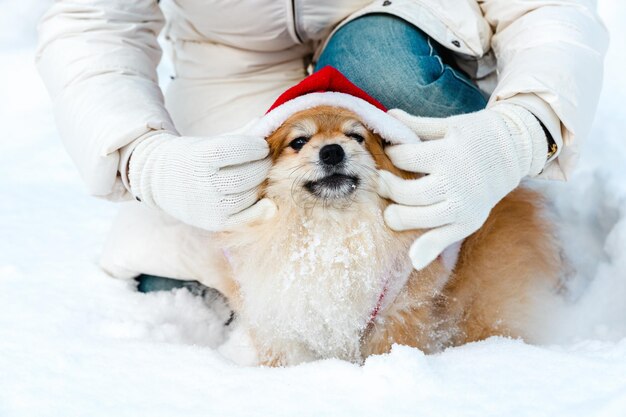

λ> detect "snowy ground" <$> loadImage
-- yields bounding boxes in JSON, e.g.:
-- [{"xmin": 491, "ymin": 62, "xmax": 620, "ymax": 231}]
[{"xmin": 1, "ymin": 2, "xmax": 626, "ymax": 416}]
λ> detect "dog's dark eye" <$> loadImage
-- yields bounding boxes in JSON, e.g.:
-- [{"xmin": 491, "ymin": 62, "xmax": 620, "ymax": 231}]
[
  {"xmin": 289, "ymin": 137, "xmax": 309, "ymax": 151},
  {"xmin": 347, "ymin": 133, "xmax": 365, "ymax": 143}
]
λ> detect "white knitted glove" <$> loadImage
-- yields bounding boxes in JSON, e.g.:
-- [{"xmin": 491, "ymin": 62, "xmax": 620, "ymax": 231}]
[
  {"xmin": 378, "ymin": 103, "xmax": 548, "ymax": 270},
  {"xmin": 127, "ymin": 132, "xmax": 276, "ymax": 231}
]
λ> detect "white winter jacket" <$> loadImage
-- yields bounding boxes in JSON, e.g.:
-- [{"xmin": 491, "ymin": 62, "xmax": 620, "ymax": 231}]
[{"xmin": 37, "ymin": 0, "xmax": 608, "ymax": 283}]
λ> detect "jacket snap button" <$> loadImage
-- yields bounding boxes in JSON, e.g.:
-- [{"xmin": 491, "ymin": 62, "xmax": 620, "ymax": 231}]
[
  {"xmin": 451, "ymin": 40, "xmax": 461, "ymax": 47},
  {"xmin": 383, "ymin": 0, "xmax": 391, "ymax": 5}
]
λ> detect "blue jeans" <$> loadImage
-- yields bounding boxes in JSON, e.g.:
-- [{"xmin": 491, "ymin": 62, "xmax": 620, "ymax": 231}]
[
  {"xmin": 138, "ymin": 14, "xmax": 485, "ymax": 295},
  {"xmin": 136, "ymin": 274, "xmax": 235, "ymax": 325},
  {"xmin": 136, "ymin": 274, "xmax": 208, "ymax": 294},
  {"xmin": 316, "ymin": 14, "xmax": 487, "ymax": 117}
]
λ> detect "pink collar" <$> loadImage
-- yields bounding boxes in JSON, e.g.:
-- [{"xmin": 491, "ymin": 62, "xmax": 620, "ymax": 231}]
[
  {"xmin": 366, "ymin": 240, "xmax": 463, "ymax": 325},
  {"xmin": 368, "ymin": 283, "xmax": 389, "ymax": 324}
]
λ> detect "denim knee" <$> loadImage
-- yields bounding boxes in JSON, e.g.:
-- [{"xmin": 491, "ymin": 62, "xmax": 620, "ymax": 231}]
[{"xmin": 316, "ymin": 14, "xmax": 487, "ymax": 117}]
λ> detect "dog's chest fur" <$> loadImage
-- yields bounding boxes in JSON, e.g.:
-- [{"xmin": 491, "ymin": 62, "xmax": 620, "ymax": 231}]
[{"xmin": 223, "ymin": 204, "xmax": 416, "ymax": 365}]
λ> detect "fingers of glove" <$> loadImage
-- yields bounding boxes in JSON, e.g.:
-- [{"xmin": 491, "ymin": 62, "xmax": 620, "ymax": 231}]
[
  {"xmin": 210, "ymin": 187, "xmax": 261, "ymax": 220},
  {"xmin": 388, "ymin": 109, "xmax": 449, "ymax": 140},
  {"xmin": 409, "ymin": 224, "xmax": 465, "ymax": 271},
  {"xmin": 192, "ymin": 135, "xmax": 269, "ymax": 168},
  {"xmin": 212, "ymin": 157, "xmax": 272, "ymax": 194},
  {"xmin": 383, "ymin": 202, "xmax": 453, "ymax": 231},
  {"xmin": 408, "ymin": 224, "xmax": 470, "ymax": 270},
  {"xmin": 377, "ymin": 170, "xmax": 444, "ymax": 206},
  {"xmin": 221, "ymin": 198, "xmax": 278, "ymax": 231},
  {"xmin": 384, "ymin": 141, "xmax": 445, "ymax": 174},
  {"xmin": 384, "ymin": 201, "xmax": 454, "ymax": 231}
]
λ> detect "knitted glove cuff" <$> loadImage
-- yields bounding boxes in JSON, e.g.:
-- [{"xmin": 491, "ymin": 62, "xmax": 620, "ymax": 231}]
[
  {"xmin": 492, "ymin": 103, "xmax": 548, "ymax": 177},
  {"xmin": 127, "ymin": 132, "xmax": 177, "ymax": 205}
]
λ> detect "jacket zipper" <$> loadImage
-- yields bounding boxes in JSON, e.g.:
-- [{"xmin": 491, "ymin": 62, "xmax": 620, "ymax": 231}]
[{"xmin": 290, "ymin": 0, "xmax": 303, "ymax": 43}]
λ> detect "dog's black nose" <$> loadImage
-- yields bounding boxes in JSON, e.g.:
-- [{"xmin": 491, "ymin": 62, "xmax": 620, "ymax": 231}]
[{"xmin": 319, "ymin": 144, "xmax": 345, "ymax": 166}]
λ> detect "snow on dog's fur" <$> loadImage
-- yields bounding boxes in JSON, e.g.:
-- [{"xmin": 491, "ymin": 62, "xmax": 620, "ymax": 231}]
[{"xmin": 219, "ymin": 106, "xmax": 561, "ymax": 366}]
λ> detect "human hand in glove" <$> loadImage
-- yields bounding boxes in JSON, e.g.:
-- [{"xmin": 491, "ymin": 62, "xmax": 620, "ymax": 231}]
[
  {"xmin": 126, "ymin": 131, "xmax": 276, "ymax": 231},
  {"xmin": 378, "ymin": 103, "xmax": 549, "ymax": 270}
]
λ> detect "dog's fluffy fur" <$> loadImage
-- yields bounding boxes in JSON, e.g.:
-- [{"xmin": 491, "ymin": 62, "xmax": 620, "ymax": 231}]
[{"xmin": 219, "ymin": 106, "xmax": 561, "ymax": 366}]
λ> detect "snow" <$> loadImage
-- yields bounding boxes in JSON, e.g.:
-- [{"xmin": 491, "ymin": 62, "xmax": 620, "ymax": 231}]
[{"xmin": 1, "ymin": 1, "xmax": 626, "ymax": 416}]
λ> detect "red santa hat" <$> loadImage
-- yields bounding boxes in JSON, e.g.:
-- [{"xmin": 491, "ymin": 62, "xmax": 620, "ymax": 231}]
[{"xmin": 249, "ymin": 66, "xmax": 420, "ymax": 144}]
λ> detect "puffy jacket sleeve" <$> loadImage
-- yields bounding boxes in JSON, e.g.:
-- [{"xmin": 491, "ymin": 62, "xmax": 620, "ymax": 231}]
[
  {"xmin": 478, "ymin": 0, "xmax": 608, "ymax": 180},
  {"xmin": 36, "ymin": 0, "xmax": 177, "ymax": 199}
]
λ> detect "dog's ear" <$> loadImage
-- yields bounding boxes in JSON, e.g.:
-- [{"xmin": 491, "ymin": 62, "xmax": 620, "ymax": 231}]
[
  {"xmin": 266, "ymin": 125, "xmax": 290, "ymax": 162},
  {"xmin": 258, "ymin": 130, "xmax": 285, "ymax": 198},
  {"xmin": 365, "ymin": 133, "xmax": 420, "ymax": 180}
]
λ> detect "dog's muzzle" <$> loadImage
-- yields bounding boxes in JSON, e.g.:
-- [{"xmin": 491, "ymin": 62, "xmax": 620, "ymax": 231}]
[{"xmin": 304, "ymin": 144, "xmax": 359, "ymax": 199}]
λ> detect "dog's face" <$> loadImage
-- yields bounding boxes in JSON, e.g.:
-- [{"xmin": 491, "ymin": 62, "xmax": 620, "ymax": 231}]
[{"xmin": 264, "ymin": 106, "xmax": 403, "ymax": 211}]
